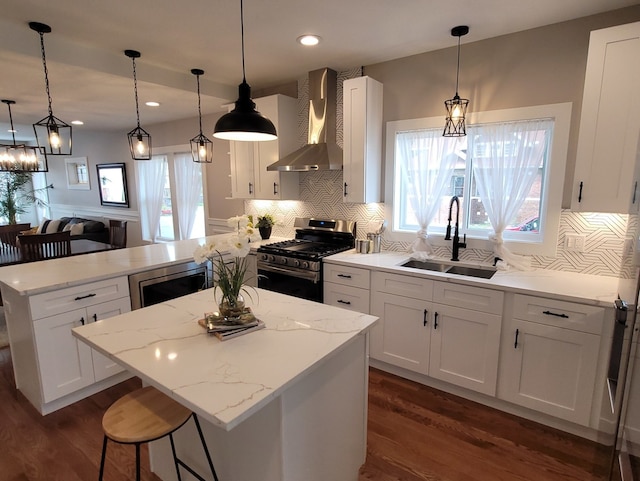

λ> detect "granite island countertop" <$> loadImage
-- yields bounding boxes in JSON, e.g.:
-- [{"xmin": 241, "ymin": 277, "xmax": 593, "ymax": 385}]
[
  {"xmin": 324, "ymin": 250, "xmax": 626, "ymax": 308},
  {"xmin": 0, "ymin": 235, "xmax": 287, "ymax": 296},
  {"xmin": 72, "ymin": 287, "xmax": 378, "ymax": 431}
]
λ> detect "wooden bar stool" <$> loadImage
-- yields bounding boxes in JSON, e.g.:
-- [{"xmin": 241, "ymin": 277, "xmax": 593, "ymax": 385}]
[{"xmin": 99, "ymin": 386, "xmax": 219, "ymax": 481}]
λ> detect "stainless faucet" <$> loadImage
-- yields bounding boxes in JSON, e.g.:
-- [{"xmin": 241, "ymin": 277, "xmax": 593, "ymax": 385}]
[{"xmin": 444, "ymin": 196, "xmax": 466, "ymax": 261}]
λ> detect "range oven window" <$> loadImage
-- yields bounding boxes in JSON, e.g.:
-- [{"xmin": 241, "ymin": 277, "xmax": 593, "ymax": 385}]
[{"xmin": 258, "ymin": 268, "xmax": 321, "ymax": 302}]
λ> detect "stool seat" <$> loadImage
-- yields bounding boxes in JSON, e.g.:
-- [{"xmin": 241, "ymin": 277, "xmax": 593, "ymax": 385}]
[
  {"xmin": 102, "ymin": 386, "xmax": 192, "ymax": 444},
  {"xmin": 99, "ymin": 386, "xmax": 219, "ymax": 481}
]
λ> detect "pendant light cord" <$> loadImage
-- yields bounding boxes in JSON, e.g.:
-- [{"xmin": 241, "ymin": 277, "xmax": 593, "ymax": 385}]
[
  {"xmin": 6, "ymin": 103, "xmax": 17, "ymax": 146},
  {"xmin": 37, "ymin": 31, "xmax": 54, "ymax": 117},
  {"xmin": 196, "ymin": 73, "xmax": 203, "ymax": 134},
  {"xmin": 131, "ymin": 57, "xmax": 141, "ymax": 129},
  {"xmin": 240, "ymin": 0, "xmax": 246, "ymax": 83},
  {"xmin": 454, "ymin": 35, "xmax": 461, "ymax": 96}
]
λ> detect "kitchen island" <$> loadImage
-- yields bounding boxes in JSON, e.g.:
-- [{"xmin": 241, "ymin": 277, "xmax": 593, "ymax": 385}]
[{"xmin": 72, "ymin": 287, "xmax": 378, "ymax": 481}]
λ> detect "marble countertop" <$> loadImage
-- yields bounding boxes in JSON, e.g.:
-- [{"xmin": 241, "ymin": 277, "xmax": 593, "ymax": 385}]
[
  {"xmin": 72, "ymin": 287, "xmax": 378, "ymax": 431},
  {"xmin": 325, "ymin": 250, "xmax": 625, "ymax": 308},
  {"xmin": 0, "ymin": 235, "xmax": 286, "ymax": 296}
]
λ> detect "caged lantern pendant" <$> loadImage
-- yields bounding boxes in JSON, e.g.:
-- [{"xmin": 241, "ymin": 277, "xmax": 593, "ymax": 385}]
[
  {"xmin": 125, "ymin": 50, "xmax": 152, "ymax": 160},
  {"xmin": 443, "ymin": 25, "xmax": 470, "ymax": 137},
  {"xmin": 213, "ymin": 0, "xmax": 277, "ymax": 142},
  {"xmin": 190, "ymin": 69, "xmax": 213, "ymax": 163},
  {"xmin": 30, "ymin": 21, "xmax": 72, "ymax": 156},
  {"xmin": 1, "ymin": 100, "xmax": 48, "ymax": 173}
]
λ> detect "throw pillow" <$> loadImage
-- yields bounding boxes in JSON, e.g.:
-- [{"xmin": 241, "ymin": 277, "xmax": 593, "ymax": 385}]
[
  {"xmin": 70, "ymin": 223, "xmax": 84, "ymax": 235},
  {"xmin": 35, "ymin": 218, "xmax": 49, "ymax": 234},
  {"xmin": 20, "ymin": 226, "xmax": 38, "ymax": 235},
  {"xmin": 44, "ymin": 219, "xmax": 61, "ymax": 233}
]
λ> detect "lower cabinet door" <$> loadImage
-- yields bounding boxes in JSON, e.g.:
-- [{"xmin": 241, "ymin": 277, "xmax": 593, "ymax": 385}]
[
  {"xmin": 370, "ymin": 292, "xmax": 430, "ymax": 374},
  {"xmin": 89, "ymin": 298, "xmax": 131, "ymax": 382},
  {"xmin": 429, "ymin": 304, "xmax": 501, "ymax": 396},
  {"xmin": 499, "ymin": 319, "xmax": 600, "ymax": 426},
  {"xmin": 33, "ymin": 308, "xmax": 94, "ymax": 403}
]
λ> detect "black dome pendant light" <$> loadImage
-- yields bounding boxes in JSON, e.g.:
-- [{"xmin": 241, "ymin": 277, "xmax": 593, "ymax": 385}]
[
  {"xmin": 213, "ymin": 0, "xmax": 277, "ymax": 142},
  {"xmin": 443, "ymin": 25, "xmax": 470, "ymax": 137},
  {"xmin": 125, "ymin": 49, "xmax": 152, "ymax": 160},
  {"xmin": 190, "ymin": 69, "xmax": 214, "ymax": 163},
  {"xmin": 30, "ymin": 21, "xmax": 72, "ymax": 156}
]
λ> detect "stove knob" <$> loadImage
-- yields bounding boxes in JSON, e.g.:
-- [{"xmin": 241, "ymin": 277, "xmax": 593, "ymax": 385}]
[
  {"xmin": 302, "ymin": 261, "xmax": 309, "ymax": 269},
  {"xmin": 280, "ymin": 257, "xmax": 288, "ymax": 265},
  {"xmin": 260, "ymin": 254, "xmax": 268, "ymax": 261},
  {"xmin": 293, "ymin": 259, "xmax": 301, "ymax": 267},
  {"xmin": 268, "ymin": 255, "xmax": 275, "ymax": 262}
]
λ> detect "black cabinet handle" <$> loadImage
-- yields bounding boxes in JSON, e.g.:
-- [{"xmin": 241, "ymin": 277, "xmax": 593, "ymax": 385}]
[
  {"xmin": 578, "ymin": 181, "xmax": 583, "ymax": 203},
  {"xmin": 80, "ymin": 317, "xmax": 85, "ymax": 326},
  {"xmin": 434, "ymin": 312, "xmax": 439, "ymax": 329},
  {"xmin": 423, "ymin": 309, "xmax": 428, "ymax": 326},
  {"xmin": 543, "ymin": 310, "xmax": 569, "ymax": 319},
  {"xmin": 74, "ymin": 293, "xmax": 97, "ymax": 301},
  {"xmin": 344, "ymin": 182, "xmax": 348, "ymax": 196},
  {"xmin": 634, "ymin": 181, "xmax": 638, "ymax": 204},
  {"xmin": 273, "ymin": 182, "xmax": 278, "ymax": 195},
  {"xmin": 248, "ymin": 182, "xmax": 253, "ymax": 194},
  {"xmin": 93, "ymin": 313, "xmax": 98, "ymax": 322},
  {"xmin": 337, "ymin": 299, "xmax": 351, "ymax": 305},
  {"xmin": 514, "ymin": 328, "xmax": 519, "ymax": 348},
  {"xmin": 337, "ymin": 274, "xmax": 352, "ymax": 279}
]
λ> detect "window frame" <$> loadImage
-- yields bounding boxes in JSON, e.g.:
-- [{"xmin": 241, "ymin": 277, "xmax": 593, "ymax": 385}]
[{"xmin": 384, "ymin": 103, "xmax": 572, "ymax": 257}]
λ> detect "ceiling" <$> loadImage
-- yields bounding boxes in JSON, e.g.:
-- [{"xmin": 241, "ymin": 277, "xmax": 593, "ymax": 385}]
[{"xmin": 0, "ymin": 0, "xmax": 637, "ymax": 141}]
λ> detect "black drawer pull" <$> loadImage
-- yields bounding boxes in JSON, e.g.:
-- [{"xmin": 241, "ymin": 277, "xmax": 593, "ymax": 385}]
[
  {"xmin": 514, "ymin": 328, "xmax": 519, "ymax": 348},
  {"xmin": 75, "ymin": 293, "xmax": 97, "ymax": 301},
  {"xmin": 434, "ymin": 312, "xmax": 439, "ymax": 329},
  {"xmin": 273, "ymin": 182, "xmax": 278, "ymax": 195},
  {"xmin": 93, "ymin": 313, "xmax": 98, "ymax": 322},
  {"xmin": 337, "ymin": 299, "xmax": 351, "ymax": 305},
  {"xmin": 344, "ymin": 182, "xmax": 348, "ymax": 196},
  {"xmin": 578, "ymin": 181, "xmax": 583, "ymax": 203},
  {"xmin": 80, "ymin": 317, "xmax": 85, "ymax": 326},
  {"xmin": 423, "ymin": 309, "xmax": 428, "ymax": 326},
  {"xmin": 543, "ymin": 310, "xmax": 569, "ymax": 319},
  {"xmin": 337, "ymin": 274, "xmax": 352, "ymax": 279}
]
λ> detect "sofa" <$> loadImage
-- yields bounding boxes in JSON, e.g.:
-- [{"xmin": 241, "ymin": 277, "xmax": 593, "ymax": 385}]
[{"xmin": 34, "ymin": 217, "xmax": 110, "ymax": 244}]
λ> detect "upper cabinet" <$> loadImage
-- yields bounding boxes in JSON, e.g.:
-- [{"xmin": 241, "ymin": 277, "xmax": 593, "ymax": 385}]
[
  {"xmin": 342, "ymin": 76, "xmax": 383, "ymax": 204},
  {"xmin": 572, "ymin": 22, "xmax": 640, "ymax": 213},
  {"xmin": 229, "ymin": 94, "xmax": 299, "ymax": 200}
]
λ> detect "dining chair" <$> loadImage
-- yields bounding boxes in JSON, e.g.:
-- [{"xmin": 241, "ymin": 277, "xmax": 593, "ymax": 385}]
[
  {"xmin": 0, "ymin": 223, "xmax": 30, "ymax": 250},
  {"xmin": 109, "ymin": 220, "xmax": 127, "ymax": 249},
  {"xmin": 19, "ymin": 230, "xmax": 71, "ymax": 262}
]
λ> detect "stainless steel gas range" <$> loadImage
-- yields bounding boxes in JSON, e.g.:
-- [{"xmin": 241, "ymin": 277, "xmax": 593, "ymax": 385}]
[{"xmin": 257, "ymin": 218, "xmax": 356, "ymax": 302}]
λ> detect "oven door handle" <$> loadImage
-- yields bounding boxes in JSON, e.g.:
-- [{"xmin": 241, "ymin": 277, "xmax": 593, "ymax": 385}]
[{"xmin": 258, "ymin": 264, "xmax": 320, "ymax": 283}]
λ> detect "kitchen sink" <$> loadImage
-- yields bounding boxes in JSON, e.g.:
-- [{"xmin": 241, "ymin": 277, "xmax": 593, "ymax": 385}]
[
  {"xmin": 401, "ymin": 260, "xmax": 450, "ymax": 272},
  {"xmin": 401, "ymin": 259, "xmax": 497, "ymax": 279}
]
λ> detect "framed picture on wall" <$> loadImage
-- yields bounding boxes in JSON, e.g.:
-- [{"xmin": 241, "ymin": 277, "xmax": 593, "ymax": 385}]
[
  {"xmin": 96, "ymin": 163, "xmax": 129, "ymax": 207},
  {"xmin": 65, "ymin": 157, "xmax": 90, "ymax": 190}
]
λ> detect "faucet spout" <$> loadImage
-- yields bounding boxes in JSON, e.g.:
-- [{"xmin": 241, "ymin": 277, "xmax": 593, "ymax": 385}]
[{"xmin": 445, "ymin": 196, "xmax": 466, "ymax": 261}]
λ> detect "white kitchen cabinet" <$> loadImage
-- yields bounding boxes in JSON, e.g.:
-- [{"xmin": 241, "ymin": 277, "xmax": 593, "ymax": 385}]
[
  {"xmin": 33, "ymin": 297, "xmax": 130, "ymax": 402},
  {"xmin": 572, "ymin": 22, "xmax": 640, "ymax": 213},
  {"xmin": 342, "ymin": 76, "xmax": 383, "ymax": 204},
  {"xmin": 499, "ymin": 294, "xmax": 604, "ymax": 426},
  {"xmin": 323, "ymin": 264, "xmax": 370, "ymax": 313},
  {"xmin": 229, "ymin": 94, "xmax": 299, "ymax": 200}
]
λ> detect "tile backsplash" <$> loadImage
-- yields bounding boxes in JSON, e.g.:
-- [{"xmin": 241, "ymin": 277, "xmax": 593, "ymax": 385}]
[{"xmin": 245, "ymin": 68, "xmax": 637, "ymax": 278}]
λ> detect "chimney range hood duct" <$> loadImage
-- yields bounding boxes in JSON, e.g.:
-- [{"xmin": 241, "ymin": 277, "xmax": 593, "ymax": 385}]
[{"xmin": 267, "ymin": 68, "xmax": 342, "ymax": 172}]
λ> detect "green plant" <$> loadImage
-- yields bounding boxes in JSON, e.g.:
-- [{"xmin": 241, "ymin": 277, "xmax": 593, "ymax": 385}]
[
  {"xmin": 0, "ymin": 172, "xmax": 51, "ymax": 225},
  {"xmin": 255, "ymin": 214, "xmax": 275, "ymax": 228}
]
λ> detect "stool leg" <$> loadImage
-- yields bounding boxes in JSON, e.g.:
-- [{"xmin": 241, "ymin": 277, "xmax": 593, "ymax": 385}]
[
  {"xmin": 135, "ymin": 443, "xmax": 141, "ymax": 481},
  {"xmin": 98, "ymin": 436, "xmax": 108, "ymax": 481},
  {"xmin": 169, "ymin": 433, "xmax": 183, "ymax": 481},
  {"xmin": 192, "ymin": 414, "xmax": 219, "ymax": 481}
]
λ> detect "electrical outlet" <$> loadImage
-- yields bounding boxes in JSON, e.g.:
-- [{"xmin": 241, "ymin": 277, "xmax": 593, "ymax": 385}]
[{"xmin": 565, "ymin": 234, "xmax": 586, "ymax": 252}]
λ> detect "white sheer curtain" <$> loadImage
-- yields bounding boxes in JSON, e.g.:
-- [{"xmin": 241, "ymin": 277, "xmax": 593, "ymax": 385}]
[
  {"xmin": 471, "ymin": 119, "xmax": 551, "ymax": 270},
  {"xmin": 397, "ymin": 130, "xmax": 458, "ymax": 259},
  {"xmin": 137, "ymin": 156, "xmax": 167, "ymax": 243},
  {"xmin": 31, "ymin": 172, "xmax": 50, "ymax": 223},
  {"xmin": 174, "ymin": 153, "xmax": 202, "ymax": 239}
]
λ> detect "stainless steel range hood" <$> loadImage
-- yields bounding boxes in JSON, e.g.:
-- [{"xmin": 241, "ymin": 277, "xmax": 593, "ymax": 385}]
[{"xmin": 267, "ymin": 68, "xmax": 342, "ymax": 172}]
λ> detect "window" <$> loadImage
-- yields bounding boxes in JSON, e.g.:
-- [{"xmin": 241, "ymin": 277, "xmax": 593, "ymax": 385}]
[
  {"xmin": 137, "ymin": 146, "xmax": 206, "ymax": 242},
  {"xmin": 385, "ymin": 103, "xmax": 571, "ymax": 256}
]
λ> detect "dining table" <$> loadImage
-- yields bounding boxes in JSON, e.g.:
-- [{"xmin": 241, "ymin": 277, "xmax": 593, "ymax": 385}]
[{"xmin": 0, "ymin": 238, "xmax": 115, "ymax": 267}]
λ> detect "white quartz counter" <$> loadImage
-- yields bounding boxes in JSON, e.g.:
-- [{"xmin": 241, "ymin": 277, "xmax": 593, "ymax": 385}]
[
  {"xmin": 72, "ymin": 287, "xmax": 378, "ymax": 431},
  {"xmin": 0, "ymin": 235, "xmax": 286, "ymax": 296},
  {"xmin": 325, "ymin": 250, "xmax": 622, "ymax": 307}
]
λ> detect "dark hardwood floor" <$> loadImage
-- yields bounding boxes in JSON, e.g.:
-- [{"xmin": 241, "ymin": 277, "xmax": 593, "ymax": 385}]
[{"xmin": 0, "ymin": 345, "xmax": 611, "ymax": 480}]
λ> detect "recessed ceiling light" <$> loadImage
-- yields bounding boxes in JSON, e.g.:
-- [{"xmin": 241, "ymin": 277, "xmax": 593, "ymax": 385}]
[
  {"xmin": 146, "ymin": 101, "xmax": 160, "ymax": 107},
  {"xmin": 297, "ymin": 35, "xmax": 321, "ymax": 46},
  {"xmin": 71, "ymin": 120, "xmax": 84, "ymax": 125}
]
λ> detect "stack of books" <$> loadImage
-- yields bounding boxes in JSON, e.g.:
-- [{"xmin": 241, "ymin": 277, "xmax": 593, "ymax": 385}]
[{"xmin": 199, "ymin": 308, "xmax": 265, "ymax": 341}]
